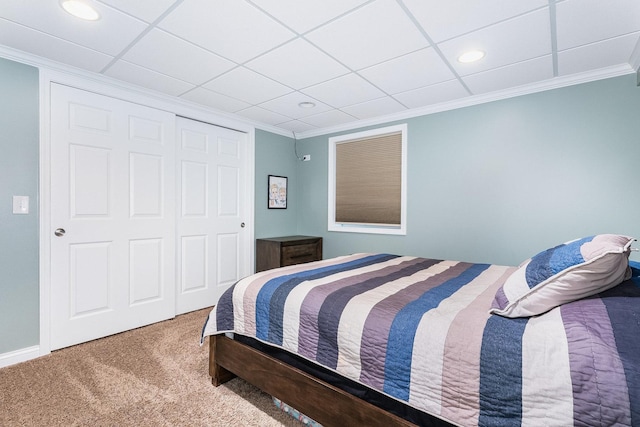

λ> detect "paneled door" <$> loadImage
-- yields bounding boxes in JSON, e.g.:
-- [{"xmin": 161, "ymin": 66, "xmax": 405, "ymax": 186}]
[
  {"xmin": 50, "ymin": 84, "xmax": 176, "ymax": 350},
  {"xmin": 176, "ymin": 117, "xmax": 249, "ymax": 314}
]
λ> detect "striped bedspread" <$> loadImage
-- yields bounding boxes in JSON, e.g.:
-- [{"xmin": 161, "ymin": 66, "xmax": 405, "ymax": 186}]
[{"xmin": 201, "ymin": 253, "xmax": 640, "ymax": 426}]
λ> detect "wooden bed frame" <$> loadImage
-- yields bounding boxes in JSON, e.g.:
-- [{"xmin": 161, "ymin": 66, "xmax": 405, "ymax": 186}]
[{"xmin": 209, "ymin": 334, "xmax": 421, "ymax": 427}]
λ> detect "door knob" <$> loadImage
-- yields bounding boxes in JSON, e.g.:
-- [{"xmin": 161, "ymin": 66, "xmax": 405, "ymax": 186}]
[
  {"xmin": 54, "ymin": 228, "xmax": 66, "ymax": 237},
  {"xmin": 240, "ymin": 222, "xmax": 245, "ymax": 228}
]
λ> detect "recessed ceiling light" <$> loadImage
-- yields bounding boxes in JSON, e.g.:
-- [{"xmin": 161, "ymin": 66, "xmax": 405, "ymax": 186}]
[
  {"xmin": 458, "ymin": 50, "xmax": 485, "ymax": 63},
  {"xmin": 298, "ymin": 101, "xmax": 316, "ymax": 109},
  {"xmin": 61, "ymin": 0, "xmax": 100, "ymax": 21}
]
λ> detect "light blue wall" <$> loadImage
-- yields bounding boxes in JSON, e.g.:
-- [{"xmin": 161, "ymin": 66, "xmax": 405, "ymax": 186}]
[
  {"xmin": 291, "ymin": 74, "xmax": 640, "ymax": 266},
  {"xmin": 254, "ymin": 129, "xmax": 299, "ymax": 239},
  {"xmin": 0, "ymin": 58, "xmax": 39, "ymax": 353}
]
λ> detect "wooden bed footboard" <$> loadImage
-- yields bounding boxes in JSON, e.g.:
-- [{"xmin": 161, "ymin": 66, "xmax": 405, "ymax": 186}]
[
  {"xmin": 208, "ymin": 334, "xmax": 417, "ymax": 427},
  {"xmin": 208, "ymin": 334, "xmax": 237, "ymax": 386}
]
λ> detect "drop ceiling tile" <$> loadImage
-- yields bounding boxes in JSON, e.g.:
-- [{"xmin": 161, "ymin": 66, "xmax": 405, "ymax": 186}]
[
  {"xmin": 393, "ymin": 79, "xmax": 469, "ymax": 109},
  {"xmin": 98, "ymin": 0, "xmax": 177, "ymax": 23},
  {"xmin": 439, "ymin": 8, "xmax": 551, "ymax": 77},
  {"xmin": 403, "ymin": 0, "xmax": 548, "ymax": 43},
  {"xmin": 203, "ymin": 67, "xmax": 293, "ymax": 105},
  {"xmin": 558, "ymin": 33, "xmax": 640, "ymax": 76},
  {"xmin": 359, "ymin": 48, "xmax": 455, "ymax": 94},
  {"xmin": 300, "ymin": 73, "xmax": 385, "ymax": 108},
  {"xmin": 235, "ymin": 106, "xmax": 292, "ymax": 125},
  {"xmin": 341, "ymin": 96, "xmax": 407, "ymax": 120},
  {"xmin": 180, "ymin": 87, "xmax": 250, "ymax": 113},
  {"xmin": 0, "ymin": 0, "xmax": 147, "ymax": 56},
  {"xmin": 463, "ymin": 56, "xmax": 553, "ymax": 95},
  {"xmin": 556, "ymin": 0, "xmax": 640, "ymax": 50},
  {"xmin": 0, "ymin": 18, "xmax": 113, "ymax": 72},
  {"xmin": 300, "ymin": 109, "xmax": 357, "ymax": 128},
  {"xmin": 104, "ymin": 60, "xmax": 194, "ymax": 96},
  {"xmin": 158, "ymin": 0, "xmax": 295, "ymax": 63},
  {"xmin": 259, "ymin": 92, "xmax": 332, "ymax": 119},
  {"xmin": 122, "ymin": 29, "xmax": 234, "ymax": 85},
  {"xmin": 245, "ymin": 38, "xmax": 349, "ymax": 89},
  {"xmin": 276, "ymin": 120, "xmax": 317, "ymax": 133},
  {"xmin": 249, "ymin": 0, "xmax": 369, "ymax": 34},
  {"xmin": 305, "ymin": 0, "xmax": 430, "ymax": 70}
]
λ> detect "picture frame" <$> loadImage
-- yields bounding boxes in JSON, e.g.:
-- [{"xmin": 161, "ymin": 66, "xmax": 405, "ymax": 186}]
[{"xmin": 268, "ymin": 175, "xmax": 287, "ymax": 209}]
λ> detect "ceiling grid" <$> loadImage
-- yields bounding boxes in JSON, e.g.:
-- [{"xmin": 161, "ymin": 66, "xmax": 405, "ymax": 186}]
[{"xmin": 0, "ymin": 0, "xmax": 638, "ymax": 136}]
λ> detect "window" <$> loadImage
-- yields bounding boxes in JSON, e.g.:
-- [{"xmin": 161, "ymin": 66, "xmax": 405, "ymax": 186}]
[{"xmin": 328, "ymin": 124, "xmax": 407, "ymax": 235}]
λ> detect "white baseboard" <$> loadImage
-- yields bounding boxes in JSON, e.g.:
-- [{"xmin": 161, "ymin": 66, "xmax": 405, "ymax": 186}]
[{"xmin": 0, "ymin": 345, "xmax": 44, "ymax": 369}]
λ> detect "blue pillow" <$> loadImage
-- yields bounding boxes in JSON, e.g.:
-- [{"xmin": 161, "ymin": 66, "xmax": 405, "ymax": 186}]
[{"xmin": 491, "ymin": 234, "xmax": 635, "ymax": 318}]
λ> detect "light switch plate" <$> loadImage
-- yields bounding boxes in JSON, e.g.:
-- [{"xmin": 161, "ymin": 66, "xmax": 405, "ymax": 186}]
[{"xmin": 12, "ymin": 196, "xmax": 29, "ymax": 214}]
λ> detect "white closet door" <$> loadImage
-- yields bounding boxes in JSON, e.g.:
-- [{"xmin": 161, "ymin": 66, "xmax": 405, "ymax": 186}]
[
  {"xmin": 50, "ymin": 84, "xmax": 176, "ymax": 350},
  {"xmin": 176, "ymin": 117, "xmax": 249, "ymax": 314}
]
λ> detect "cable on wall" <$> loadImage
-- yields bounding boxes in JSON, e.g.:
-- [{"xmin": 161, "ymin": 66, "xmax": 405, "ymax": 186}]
[{"xmin": 293, "ymin": 131, "xmax": 304, "ymax": 161}]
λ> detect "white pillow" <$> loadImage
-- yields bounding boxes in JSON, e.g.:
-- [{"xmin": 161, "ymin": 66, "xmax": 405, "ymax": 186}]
[{"xmin": 490, "ymin": 234, "xmax": 634, "ymax": 318}]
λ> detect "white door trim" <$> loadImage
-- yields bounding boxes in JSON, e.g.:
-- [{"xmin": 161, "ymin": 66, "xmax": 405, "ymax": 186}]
[{"xmin": 37, "ymin": 68, "xmax": 255, "ymax": 359}]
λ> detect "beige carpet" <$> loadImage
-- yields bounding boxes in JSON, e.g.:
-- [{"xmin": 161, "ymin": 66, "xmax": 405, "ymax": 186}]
[{"xmin": 0, "ymin": 308, "xmax": 301, "ymax": 426}]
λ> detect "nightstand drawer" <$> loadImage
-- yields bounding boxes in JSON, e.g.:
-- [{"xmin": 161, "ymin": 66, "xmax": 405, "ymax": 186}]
[{"xmin": 281, "ymin": 244, "xmax": 320, "ymax": 266}]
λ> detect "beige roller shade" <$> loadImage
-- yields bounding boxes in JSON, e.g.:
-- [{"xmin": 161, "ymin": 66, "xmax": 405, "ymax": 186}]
[{"xmin": 335, "ymin": 131, "xmax": 401, "ymax": 225}]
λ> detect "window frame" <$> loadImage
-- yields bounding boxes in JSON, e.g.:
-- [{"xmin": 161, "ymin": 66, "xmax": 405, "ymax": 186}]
[{"xmin": 327, "ymin": 123, "xmax": 407, "ymax": 235}]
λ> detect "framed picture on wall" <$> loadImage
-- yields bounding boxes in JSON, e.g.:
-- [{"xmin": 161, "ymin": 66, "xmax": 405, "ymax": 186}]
[{"xmin": 268, "ymin": 175, "xmax": 287, "ymax": 209}]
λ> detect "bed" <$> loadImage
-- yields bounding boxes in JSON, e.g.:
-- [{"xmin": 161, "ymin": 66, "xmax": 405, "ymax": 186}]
[{"xmin": 201, "ymin": 234, "xmax": 639, "ymax": 426}]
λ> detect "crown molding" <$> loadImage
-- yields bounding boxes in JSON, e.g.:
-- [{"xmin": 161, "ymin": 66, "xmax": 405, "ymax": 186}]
[
  {"xmin": 2, "ymin": 44, "xmax": 633, "ymax": 141},
  {"xmin": 297, "ymin": 63, "xmax": 636, "ymax": 139},
  {"xmin": 0, "ymin": 44, "xmax": 294, "ymax": 136},
  {"xmin": 629, "ymin": 37, "xmax": 640, "ymax": 87},
  {"xmin": 630, "ymin": 37, "xmax": 640, "ymax": 71}
]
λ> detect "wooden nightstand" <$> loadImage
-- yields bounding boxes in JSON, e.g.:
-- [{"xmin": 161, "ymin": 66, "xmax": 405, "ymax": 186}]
[{"xmin": 256, "ymin": 236, "xmax": 322, "ymax": 272}]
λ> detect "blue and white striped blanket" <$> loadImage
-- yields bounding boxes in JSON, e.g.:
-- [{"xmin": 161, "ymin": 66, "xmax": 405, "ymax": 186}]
[{"xmin": 202, "ymin": 254, "xmax": 640, "ymax": 426}]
